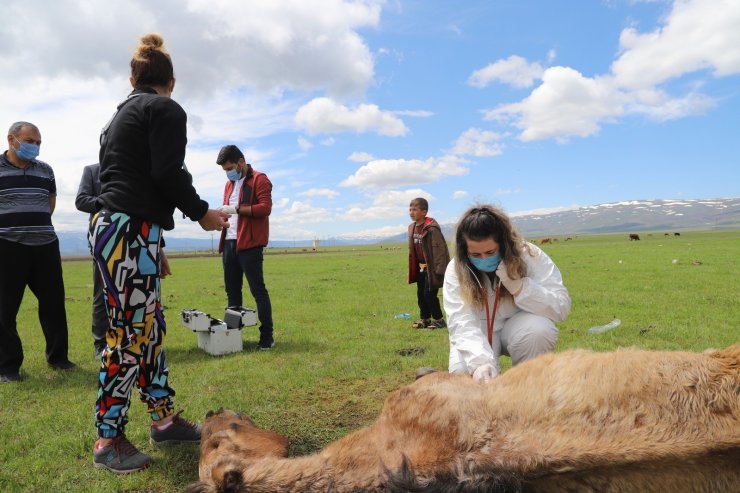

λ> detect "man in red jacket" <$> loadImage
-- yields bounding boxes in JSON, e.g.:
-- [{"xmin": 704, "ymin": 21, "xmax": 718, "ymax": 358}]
[{"xmin": 216, "ymin": 145, "xmax": 275, "ymax": 349}]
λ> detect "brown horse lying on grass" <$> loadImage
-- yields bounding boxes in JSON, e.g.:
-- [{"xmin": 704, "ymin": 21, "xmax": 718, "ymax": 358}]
[{"xmin": 186, "ymin": 345, "xmax": 740, "ymax": 493}]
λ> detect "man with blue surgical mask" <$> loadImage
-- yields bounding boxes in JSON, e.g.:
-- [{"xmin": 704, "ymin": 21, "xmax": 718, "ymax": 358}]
[
  {"xmin": 216, "ymin": 144, "xmax": 275, "ymax": 350},
  {"xmin": 0, "ymin": 121, "xmax": 76, "ymax": 383},
  {"xmin": 443, "ymin": 205, "xmax": 571, "ymax": 384}
]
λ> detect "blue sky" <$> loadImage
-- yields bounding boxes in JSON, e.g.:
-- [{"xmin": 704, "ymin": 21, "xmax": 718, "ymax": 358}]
[{"xmin": 1, "ymin": 0, "xmax": 738, "ymax": 240}]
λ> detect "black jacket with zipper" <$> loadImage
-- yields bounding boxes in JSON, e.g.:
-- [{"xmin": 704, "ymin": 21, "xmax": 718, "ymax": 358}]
[{"xmin": 97, "ymin": 87, "xmax": 208, "ymax": 230}]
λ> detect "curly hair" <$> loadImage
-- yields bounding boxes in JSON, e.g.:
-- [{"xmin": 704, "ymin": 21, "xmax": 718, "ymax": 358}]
[
  {"xmin": 130, "ymin": 33, "xmax": 174, "ymax": 89},
  {"xmin": 453, "ymin": 204, "xmax": 531, "ymax": 308}
]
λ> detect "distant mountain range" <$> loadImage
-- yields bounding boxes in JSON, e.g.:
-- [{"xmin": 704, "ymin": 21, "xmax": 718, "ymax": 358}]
[
  {"xmin": 373, "ymin": 197, "xmax": 740, "ymax": 244},
  {"xmin": 57, "ymin": 197, "xmax": 739, "ymax": 256}
]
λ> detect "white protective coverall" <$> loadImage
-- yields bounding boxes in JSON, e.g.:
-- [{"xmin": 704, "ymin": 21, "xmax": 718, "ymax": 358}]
[{"xmin": 443, "ymin": 242, "xmax": 571, "ymax": 374}]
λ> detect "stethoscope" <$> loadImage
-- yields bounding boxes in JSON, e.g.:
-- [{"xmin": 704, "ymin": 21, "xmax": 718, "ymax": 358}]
[{"xmin": 466, "ymin": 264, "xmax": 502, "ymax": 348}]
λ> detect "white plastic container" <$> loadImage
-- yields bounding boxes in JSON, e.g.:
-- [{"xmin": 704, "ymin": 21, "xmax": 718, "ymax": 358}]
[
  {"xmin": 588, "ymin": 319, "xmax": 621, "ymax": 334},
  {"xmin": 196, "ymin": 321, "xmax": 243, "ymax": 355}
]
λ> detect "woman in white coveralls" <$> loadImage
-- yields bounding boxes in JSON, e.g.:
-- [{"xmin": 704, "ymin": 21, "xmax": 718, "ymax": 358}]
[{"xmin": 443, "ymin": 205, "xmax": 571, "ymax": 383}]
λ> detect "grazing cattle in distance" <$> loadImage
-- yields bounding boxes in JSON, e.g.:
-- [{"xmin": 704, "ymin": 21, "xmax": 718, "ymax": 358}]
[
  {"xmin": 664, "ymin": 233, "xmax": 670, "ymax": 236},
  {"xmin": 674, "ymin": 232, "xmax": 681, "ymax": 236},
  {"xmin": 565, "ymin": 237, "xmax": 573, "ymax": 241},
  {"xmin": 629, "ymin": 233, "xmax": 640, "ymax": 241},
  {"xmin": 539, "ymin": 237, "xmax": 553, "ymax": 245},
  {"xmin": 186, "ymin": 345, "xmax": 740, "ymax": 493}
]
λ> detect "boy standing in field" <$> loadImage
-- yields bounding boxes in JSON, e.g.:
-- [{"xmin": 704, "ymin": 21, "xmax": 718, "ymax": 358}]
[{"xmin": 407, "ymin": 198, "xmax": 450, "ymax": 329}]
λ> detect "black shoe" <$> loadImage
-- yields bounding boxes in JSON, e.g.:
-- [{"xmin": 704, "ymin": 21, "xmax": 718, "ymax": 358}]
[
  {"xmin": 257, "ymin": 339, "xmax": 275, "ymax": 350},
  {"xmin": 0, "ymin": 371, "xmax": 22, "ymax": 383},
  {"xmin": 48, "ymin": 360, "xmax": 77, "ymax": 371}
]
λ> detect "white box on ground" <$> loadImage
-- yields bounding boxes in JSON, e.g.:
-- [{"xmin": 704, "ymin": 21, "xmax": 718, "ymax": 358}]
[
  {"xmin": 180, "ymin": 309, "xmax": 212, "ymax": 332},
  {"xmin": 224, "ymin": 307, "xmax": 258, "ymax": 329},
  {"xmin": 180, "ymin": 307, "xmax": 257, "ymax": 356},
  {"xmin": 196, "ymin": 323, "xmax": 243, "ymax": 356}
]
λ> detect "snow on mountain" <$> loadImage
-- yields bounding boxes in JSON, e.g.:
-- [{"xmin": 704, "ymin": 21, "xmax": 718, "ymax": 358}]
[{"xmin": 57, "ymin": 197, "xmax": 739, "ymax": 255}]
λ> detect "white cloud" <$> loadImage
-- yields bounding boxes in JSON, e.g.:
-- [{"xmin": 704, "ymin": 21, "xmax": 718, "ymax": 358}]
[
  {"xmin": 295, "ymin": 97, "xmax": 409, "ymax": 136},
  {"xmin": 0, "ymin": 0, "xmax": 387, "ymax": 239},
  {"xmin": 452, "ymin": 128, "xmax": 505, "ymax": 157},
  {"xmin": 270, "ymin": 224, "xmax": 320, "ymax": 241},
  {"xmin": 299, "ymin": 188, "xmax": 340, "ymax": 198},
  {"xmin": 468, "ymin": 55, "xmax": 544, "ymax": 88},
  {"xmin": 496, "ymin": 188, "xmax": 522, "ymax": 195},
  {"xmin": 340, "ymin": 224, "xmax": 407, "ymax": 239},
  {"xmin": 485, "ymin": 67, "xmax": 626, "ymax": 142},
  {"xmin": 611, "ymin": 0, "xmax": 740, "ymax": 90},
  {"xmin": 297, "ymin": 136, "xmax": 313, "ymax": 151},
  {"xmin": 393, "ymin": 110, "xmax": 434, "ymax": 117},
  {"xmin": 320, "ymin": 137, "xmax": 336, "ymax": 146},
  {"xmin": 340, "ymin": 156, "xmax": 469, "ymax": 189},
  {"xmin": 0, "ymin": 0, "xmax": 382, "ymax": 100},
  {"xmin": 453, "ymin": 191, "xmax": 467, "ymax": 199},
  {"xmin": 273, "ymin": 200, "xmax": 331, "ymax": 224},
  {"xmin": 274, "ymin": 197, "xmax": 290, "ymax": 208},
  {"xmin": 347, "ymin": 151, "xmax": 375, "ymax": 162},
  {"xmin": 483, "ymin": 0, "xmax": 740, "ymax": 142},
  {"xmin": 339, "ymin": 189, "xmax": 430, "ymax": 221}
]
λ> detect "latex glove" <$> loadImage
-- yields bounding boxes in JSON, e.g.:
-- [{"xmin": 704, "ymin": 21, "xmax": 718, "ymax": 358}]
[
  {"xmin": 472, "ymin": 363, "xmax": 499, "ymax": 384},
  {"xmin": 496, "ymin": 262, "xmax": 523, "ymax": 296},
  {"xmin": 217, "ymin": 205, "xmax": 238, "ymax": 215}
]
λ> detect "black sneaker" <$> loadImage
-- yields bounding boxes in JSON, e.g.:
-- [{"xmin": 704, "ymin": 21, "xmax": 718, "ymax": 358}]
[
  {"xmin": 426, "ymin": 318, "xmax": 447, "ymax": 329},
  {"xmin": 257, "ymin": 339, "xmax": 275, "ymax": 350},
  {"xmin": 150, "ymin": 411, "xmax": 201, "ymax": 446},
  {"xmin": 0, "ymin": 371, "xmax": 21, "ymax": 383},
  {"xmin": 48, "ymin": 360, "xmax": 77, "ymax": 371},
  {"xmin": 93, "ymin": 435, "xmax": 152, "ymax": 474}
]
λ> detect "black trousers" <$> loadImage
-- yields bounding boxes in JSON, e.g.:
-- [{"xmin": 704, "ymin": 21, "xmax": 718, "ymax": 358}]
[
  {"xmin": 416, "ymin": 269, "xmax": 443, "ymax": 320},
  {"xmin": 222, "ymin": 240, "xmax": 273, "ymax": 340},
  {"xmin": 91, "ymin": 261, "xmax": 108, "ymax": 355},
  {"xmin": 0, "ymin": 238, "xmax": 69, "ymax": 374}
]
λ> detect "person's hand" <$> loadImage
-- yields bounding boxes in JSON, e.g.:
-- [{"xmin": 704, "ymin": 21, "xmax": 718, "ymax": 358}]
[
  {"xmin": 198, "ymin": 209, "xmax": 230, "ymax": 231},
  {"xmin": 160, "ymin": 249, "xmax": 172, "ymax": 278},
  {"xmin": 496, "ymin": 262, "xmax": 523, "ymax": 296},
  {"xmin": 217, "ymin": 205, "xmax": 238, "ymax": 215},
  {"xmin": 472, "ymin": 363, "xmax": 499, "ymax": 384}
]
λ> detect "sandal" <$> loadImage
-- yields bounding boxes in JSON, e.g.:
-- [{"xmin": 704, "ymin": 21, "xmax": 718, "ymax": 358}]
[{"xmin": 411, "ymin": 319, "xmax": 430, "ymax": 329}]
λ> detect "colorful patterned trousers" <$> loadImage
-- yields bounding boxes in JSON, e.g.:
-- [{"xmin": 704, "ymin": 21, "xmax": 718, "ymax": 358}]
[{"xmin": 89, "ymin": 210, "xmax": 175, "ymax": 438}]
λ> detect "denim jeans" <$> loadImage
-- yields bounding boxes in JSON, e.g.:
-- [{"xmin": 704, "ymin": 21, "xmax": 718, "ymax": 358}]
[{"xmin": 222, "ymin": 241, "xmax": 273, "ymax": 340}]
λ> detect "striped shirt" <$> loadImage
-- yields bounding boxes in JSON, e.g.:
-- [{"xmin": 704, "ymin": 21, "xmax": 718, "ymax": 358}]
[{"xmin": 0, "ymin": 151, "xmax": 58, "ymax": 246}]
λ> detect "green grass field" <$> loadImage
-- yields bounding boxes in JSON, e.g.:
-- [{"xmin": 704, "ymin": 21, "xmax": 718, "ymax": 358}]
[{"xmin": 1, "ymin": 230, "xmax": 738, "ymax": 492}]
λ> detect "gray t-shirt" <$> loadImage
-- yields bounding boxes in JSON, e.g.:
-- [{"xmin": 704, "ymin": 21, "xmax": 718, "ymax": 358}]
[{"xmin": 0, "ymin": 151, "xmax": 58, "ymax": 246}]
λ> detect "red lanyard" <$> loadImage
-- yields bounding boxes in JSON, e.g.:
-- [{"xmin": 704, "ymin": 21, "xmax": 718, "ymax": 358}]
[{"xmin": 483, "ymin": 282, "xmax": 502, "ymax": 347}]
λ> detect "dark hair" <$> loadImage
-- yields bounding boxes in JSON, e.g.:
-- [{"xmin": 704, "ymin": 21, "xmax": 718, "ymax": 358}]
[
  {"xmin": 216, "ymin": 145, "xmax": 245, "ymax": 165},
  {"xmin": 410, "ymin": 197, "xmax": 429, "ymax": 211},
  {"xmin": 130, "ymin": 33, "xmax": 174, "ymax": 89},
  {"xmin": 454, "ymin": 204, "xmax": 528, "ymax": 306}
]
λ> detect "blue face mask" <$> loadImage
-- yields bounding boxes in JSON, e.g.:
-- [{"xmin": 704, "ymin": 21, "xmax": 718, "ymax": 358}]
[
  {"xmin": 226, "ymin": 168, "xmax": 241, "ymax": 181},
  {"xmin": 14, "ymin": 138, "xmax": 40, "ymax": 161},
  {"xmin": 468, "ymin": 253, "xmax": 501, "ymax": 273}
]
